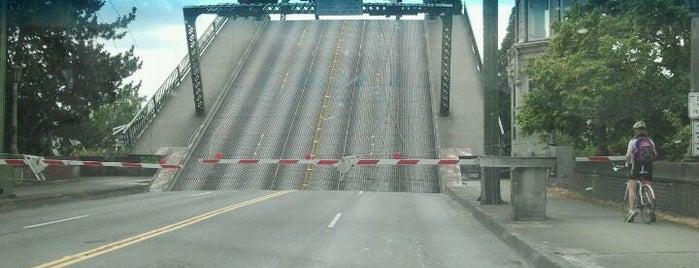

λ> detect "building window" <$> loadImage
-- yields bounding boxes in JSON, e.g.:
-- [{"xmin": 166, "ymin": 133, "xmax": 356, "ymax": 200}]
[
  {"xmin": 528, "ymin": 0, "xmax": 550, "ymax": 40},
  {"xmin": 559, "ymin": 0, "xmax": 573, "ymax": 17}
]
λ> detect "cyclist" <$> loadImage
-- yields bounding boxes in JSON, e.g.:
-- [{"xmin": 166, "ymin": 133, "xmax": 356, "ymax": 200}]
[{"xmin": 624, "ymin": 121, "xmax": 658, "ymax": 223}]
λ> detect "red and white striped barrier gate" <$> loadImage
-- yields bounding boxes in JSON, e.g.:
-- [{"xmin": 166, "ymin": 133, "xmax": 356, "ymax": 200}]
[
  {"xmin": 575, "ymin": 156, "xmax": 627, "ymax": 162},
  {"xmin": 0, "ymin": 155, "xmax": 181, "ymax": 181},
  {"xmin": 199, "ymin": 158, "xmax": 479, "ymax": 166},
  {"xmin": 0, "ymin": 158, "xmax": 182, "ymax": 169},
  {"xmin": 199, "ymin": 155, "xmax": 479, "ymax": 174}
]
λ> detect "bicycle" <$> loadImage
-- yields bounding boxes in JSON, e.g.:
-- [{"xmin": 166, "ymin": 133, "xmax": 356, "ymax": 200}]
[{"xmin": 612, "ymin": 163, "xmax": 657, "ymax": 224}]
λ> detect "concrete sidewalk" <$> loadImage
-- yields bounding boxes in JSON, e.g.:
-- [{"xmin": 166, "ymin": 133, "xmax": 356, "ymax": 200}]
[
  {"xmin": 0, "ymin": 176, "xmax": 150, "ymax": 213},
  {"xmin": 446, "ymin": 179, "xmax": 699, "ymax": 268}
]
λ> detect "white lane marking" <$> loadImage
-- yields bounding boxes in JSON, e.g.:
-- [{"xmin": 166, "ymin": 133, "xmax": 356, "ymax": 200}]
[
  {"xmin": 357, "ymin": 191, "xmax": 363, "ymax": 196},
  {"xmin": 24, "ymin": 215, "xmax": 90, "ymax": 229},
  {"xmin": 328, "ymin": 213, "xmax": 342, "ymax": 228},
  {"xmin": 189, "ymin": 191, "xmax": 212, "ymax": 197}
]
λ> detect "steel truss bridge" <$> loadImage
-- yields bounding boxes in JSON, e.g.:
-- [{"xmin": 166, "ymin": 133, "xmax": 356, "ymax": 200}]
[
  {"xmin": 114, "ymin": 1, "xmax": 486, "ymax": 193},
  {"xmin": 183, "ymin": 2, "xmax": 456, "ymax": 116}
]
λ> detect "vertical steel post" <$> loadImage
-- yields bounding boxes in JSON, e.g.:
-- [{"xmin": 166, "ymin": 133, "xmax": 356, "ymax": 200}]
[
  {"xmin": 184, "ymin": 11, "xmax": 206, "ymax": 116},
  {"xmin": 481, "ymin": 0, "xmax": 503, "ymax": 204},
  {"xmin": 0, "ymin": 0, "xmax": 8, "ymax": 198},
  {"xmin": 0, "ymin": 0, "xmax": 7, "ymax": 152},
  {"xmin": 10, "ymin": 67, "xmax": 20, "ymax": 154},
  {"xmin": 440, "ymin": 14, "xmax": 452, "ymax": 116},
  {"xmin": 690, "ymin": 6, "xmax": 699, "ymax": 159}
]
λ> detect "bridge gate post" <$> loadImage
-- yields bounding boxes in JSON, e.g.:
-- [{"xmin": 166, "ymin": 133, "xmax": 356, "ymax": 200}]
[
  {"xmin": 479, "ymin": 156, "xmax": 556, "ymax": 220},
  {"xmin": 511, "ymin": 167, "xmax": 549, "ymax": 220}
]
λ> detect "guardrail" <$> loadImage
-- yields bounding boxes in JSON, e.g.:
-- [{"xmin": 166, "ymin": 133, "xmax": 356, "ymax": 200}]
[
  {"xmin": 461, "ymin": 2, "xmax": 482, "ymax": 72},
  {"xmin": 113, "ymin": 16, "xmax": 230, "ymax": 151}
]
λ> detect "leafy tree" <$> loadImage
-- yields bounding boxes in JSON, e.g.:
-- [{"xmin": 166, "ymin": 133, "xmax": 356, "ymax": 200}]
[
  {"xmin": 5, "ymin": 0, "xmax": 142, "ymax": 155},
  {"xmin": 89, "ymin": 87, "xmax": 143, "ymax": 154},
  {"xmin": 518, "ymin": 0, "xmax": 690, "ymax": 159}
]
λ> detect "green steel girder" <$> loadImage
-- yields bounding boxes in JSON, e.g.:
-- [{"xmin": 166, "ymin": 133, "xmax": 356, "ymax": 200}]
[
  {"xmin": 184, "ymin": 2, "xmax": 454, "ymax": 116},
  {"xmin": 184, "ymin": 16, "xmax": 205, "ymax": 116},
  {"xmin": 440, "ymin": 14, "xmax": 452, "ymax": 116},
  {"xmin": 183, "ymin": 3, "xmax": 453, "ymax": 18}
]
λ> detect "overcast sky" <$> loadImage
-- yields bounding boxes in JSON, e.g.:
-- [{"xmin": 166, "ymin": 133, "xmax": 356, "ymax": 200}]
[{"xmin": 98, "ymin": 0, "xmax": 515, "ymax": 100}]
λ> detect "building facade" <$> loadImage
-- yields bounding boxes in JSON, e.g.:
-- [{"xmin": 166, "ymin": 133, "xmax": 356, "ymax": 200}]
[{"xmin": 508, "ymin": 0, "xmax": 579, "ymax": 156}]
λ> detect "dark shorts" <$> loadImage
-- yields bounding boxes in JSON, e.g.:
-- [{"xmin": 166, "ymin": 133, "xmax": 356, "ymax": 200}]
[{"xmin": 629, "ymin": 163, "xmax": 653, "ymax": 180}]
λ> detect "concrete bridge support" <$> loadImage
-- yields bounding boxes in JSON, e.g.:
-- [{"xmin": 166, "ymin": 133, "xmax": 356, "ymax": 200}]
[{"xmin": 479, "ymin": 156, "xmax": 556, "ymax": 220}]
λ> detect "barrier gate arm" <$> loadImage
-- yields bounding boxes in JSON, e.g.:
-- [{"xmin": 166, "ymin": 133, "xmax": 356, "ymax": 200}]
[
  {"xmin": 199, "ymin": 157, "xmax": 476, "ymax": 165},
  {"xmin": 198, "ymin": 156, "xmax": 480, "ymax": 174},
  {"xmin": 39, "ymin": 159, "xmax": 182, "ymax": 169},
  {"xmin": 575, "ymin": 156, "xmax": 626, "ymax": 162},
  {"xmin": 0, "ymin": 155, "xmax": 50, "ymax": 181},
  {"xmin": 0, "ymin": 155, "xmax": 183, "ymax": 176}
]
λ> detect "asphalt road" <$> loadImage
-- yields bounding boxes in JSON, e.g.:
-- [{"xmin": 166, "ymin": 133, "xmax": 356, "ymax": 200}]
[{"xmin": 1, "ymin": 190, "xmax": 527, "ymax": 267}]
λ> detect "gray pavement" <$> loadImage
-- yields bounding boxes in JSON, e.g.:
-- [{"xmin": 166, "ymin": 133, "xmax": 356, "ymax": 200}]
[
  {"xmin": 5, "ymin": 174, "xmax": 699, "ymax": 268},
  {"xmin": 446, "ymin": 180, "xmax": 699, "ymax": 268},
  {"xmin": 0, "ymin": 177, "xmax": 150, "ymax": 213}
]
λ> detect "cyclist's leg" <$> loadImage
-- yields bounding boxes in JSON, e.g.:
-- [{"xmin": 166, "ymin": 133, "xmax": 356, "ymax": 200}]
[
  {"xmin": 625, "ymin": 163, "xmax": 642, "ymax": 222},
  {"xmin": 628, "ymin": 163, "xmax": 640, "ymax": 211},
  {"xmin": 626, "ymin": 181, "xmax": 640, "ymax": 222},
  {"xmin": 627, "ymin": 179, "xmax": 638, "ymax": 212}
]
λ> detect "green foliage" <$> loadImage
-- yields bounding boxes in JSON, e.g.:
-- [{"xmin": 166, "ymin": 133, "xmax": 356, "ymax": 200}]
[
  {"xmin": 518, "ymin": 0, "xmax": 691, "ymax": 159},
  {"xmin": 89, "ymin": 85, "xmax": 144, "ymax": 154},
  {"xmin": 5, "ymin": 0, "xmax": 142, "ymax": 155}
]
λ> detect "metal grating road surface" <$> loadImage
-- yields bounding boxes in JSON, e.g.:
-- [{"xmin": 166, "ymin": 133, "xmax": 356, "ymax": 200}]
[{"xmin": 174, "ymin": 20, "xmax": 438, "ymax": 193}]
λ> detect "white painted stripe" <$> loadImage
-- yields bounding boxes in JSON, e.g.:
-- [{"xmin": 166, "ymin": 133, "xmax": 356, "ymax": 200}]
[
  {"xmin": 328, "ymin": 213, "xmax": 342, "ymax": 228},
  {"xmin": 24, "ymin": 215, "xmax": 90, "ymax": 229},
  {"xmin": 189, "ymin": 191, "xmax": 212, "ymax": 197}
]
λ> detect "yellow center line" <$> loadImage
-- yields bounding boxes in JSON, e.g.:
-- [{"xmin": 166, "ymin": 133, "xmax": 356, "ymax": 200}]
[
  {"xmin": 302, "ymin": 23, "xmax": 347, "ymax": 190},
  {"xmin": 33, "ymin": 190, "xmax": 294, "ymax": 268}
]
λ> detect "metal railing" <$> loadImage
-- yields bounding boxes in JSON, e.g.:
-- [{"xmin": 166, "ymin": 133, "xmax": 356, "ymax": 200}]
[
  {"xmin": 461, "ymin": 2, "xmax": 483, "ymax": 72},
  {"xmin": 113, "ymin": 16, "xmax": 229, "ymax": 151}
]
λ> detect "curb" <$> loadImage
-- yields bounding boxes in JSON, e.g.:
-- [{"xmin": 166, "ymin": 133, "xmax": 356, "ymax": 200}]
[
  {"xmin": 444, "ymin": 186, "xmax": 574, "ymax": 268},
  {"xmin": 0, "ymin": 184, "xmax": 149, "ymax": 213}
]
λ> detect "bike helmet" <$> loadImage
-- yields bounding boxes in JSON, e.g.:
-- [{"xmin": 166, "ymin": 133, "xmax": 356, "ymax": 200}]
[{"xmin": 633, "ymin": 121, "xmax": 646, "ymax": 129}]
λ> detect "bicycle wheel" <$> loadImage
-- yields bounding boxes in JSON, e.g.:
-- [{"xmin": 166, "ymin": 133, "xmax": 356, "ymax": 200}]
[
  {"xmin": 645, "ymin": 185, "xmax": 657, "ymax": 223},
  {"xmin": 638, "ymin": 186, "xmax": 656, "ymax": 224},
  {"xmin": 621, "ymin": 198, "xmax": 630, "ymax": 220}
]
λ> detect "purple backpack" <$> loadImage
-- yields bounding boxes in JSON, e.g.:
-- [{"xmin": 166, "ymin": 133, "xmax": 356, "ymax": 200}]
[{"xmin": 634, "ymin": 137, "xmax": 657, "ymax": 164}]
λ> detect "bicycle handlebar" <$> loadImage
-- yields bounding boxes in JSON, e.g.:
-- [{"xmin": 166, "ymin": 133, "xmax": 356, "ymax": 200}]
[{"xmin": 611, "ymin": 163, "xmax": 627, "ymax": 171}]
